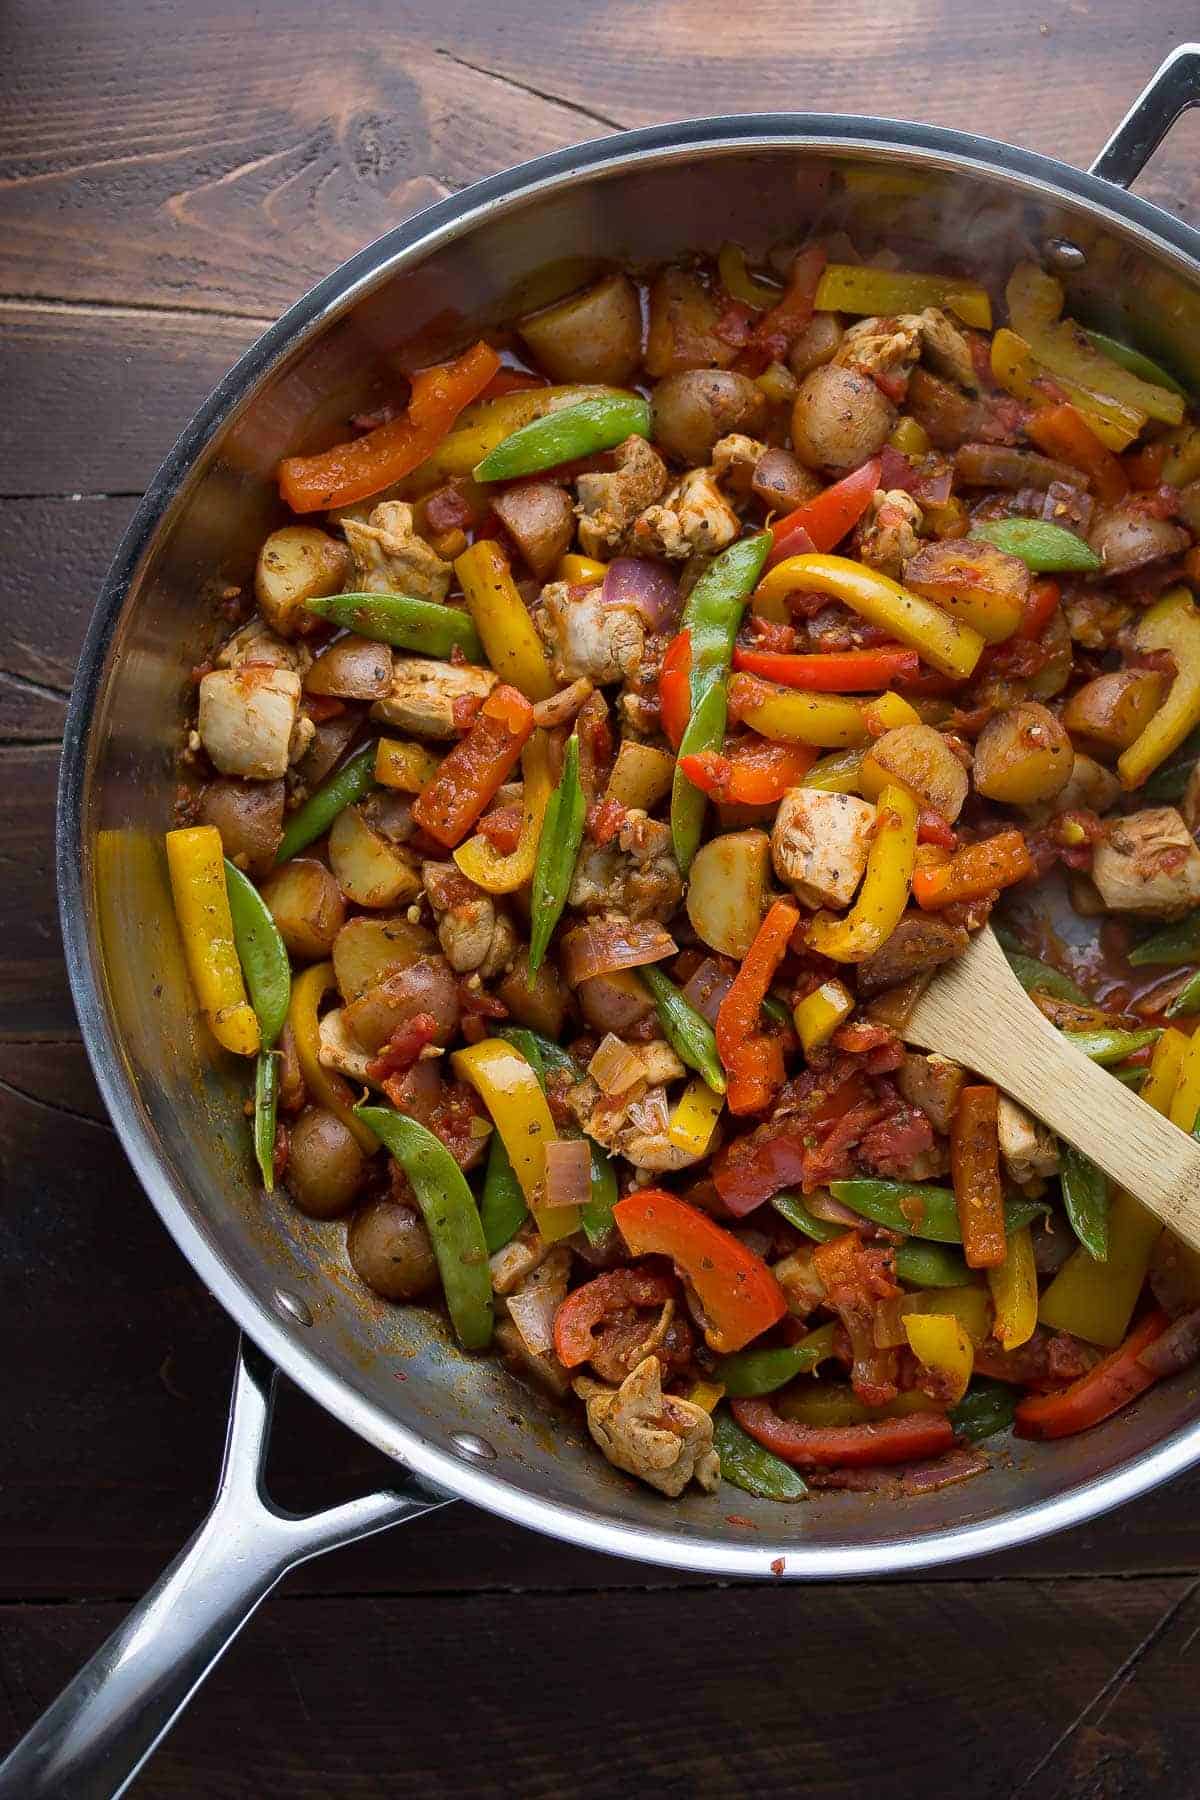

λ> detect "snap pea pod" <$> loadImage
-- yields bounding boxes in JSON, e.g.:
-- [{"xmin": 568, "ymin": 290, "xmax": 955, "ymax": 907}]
[
  {"xmin": 949, "ymin": 1378, "xmax": 1018, "ymax": 1444},
  {"xmin": 479, "ymin": 1130, "xmax": 528, "ymax": 1254},
  {"xmin": 1060, "ymin": 1144, "xmax": 1110, "ymax": 1261},
  {"xmin": 761, "ymin": 993, "xmax": 793, "ymax": 1028},
  {"xmin": 224, "ymin": 859, "xmax": 291, "ymax": 1046},
  {"xmin": 772, "ymin": 1193, "xmax": 973, "ymax": 1287},
  {"xmin": 1139, "ymin": 726, "xmax": 1200, "ymax": 804},
  {"xmin": 1167, "ymin": 969, "xmax": 1200, "ymax": 1018},
  {"xmin": 275, "ymin": 741, "xmax": 376, "ymax": 863},
  {"xmin": 1129, "ymin": 909, "xmax": 1200, "ymax": 967},
  {"xmin": 716, "ymin": 1323, "xmax": 840, "ymax": 1398},
  {"xmin": 253, "ymin": 1051, "xmax": 279, "ymax": 1193},
  {"xmin": 356, "ymin": 1106, "xmax": 493, "ymax": 1349},
  {"xmin": 473, "ymin": 394, "xmax": 651, "ymax": 482},
  {"xmin": 494, "ymin": 1025, "xmax": 617, "ymax": 1245},
  {"xmin": 528, "ymin": 733, "xmax": 586, "ymax": 974},
  {"xmin": 1000, "ymin": 946, "xmax": 1090, "ymax": 1006},
  {"xmin": 1061, "ymin": 1026, "xmax": 1161, "ymax": 1066},
  {"xmin": 1082, "ymin": 329, "xmax": 1188, "ymax": 398},
  {"xmin": 671, "ymin": 683, "xmax": 726, "ymax": 876},
  {"xmin": 1109, "ymin": 1062, "xmax": 1148, "ymax": 1089},
  {"xmin": 829, "ymin": 1178, "xmax": 1046, "ymax": 1245},
  {"xmin": 712, "ymin": 1408, "xmax": 808, "ymax": 1501},
  {"xmin": 968, "ymin": 518, "xmax": 1102, "ymax": 573},
  {"xmin": 638, "ymin": 965, "xmax": 726, "ymax": 1094},
  {"xmin": 304, "ymin": 591, "xmax": 483, "ymax": 661}
]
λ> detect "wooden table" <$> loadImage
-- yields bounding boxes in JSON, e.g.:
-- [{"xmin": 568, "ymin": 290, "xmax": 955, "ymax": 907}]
[{"xmin": 4, "ymin": 3, "xmax": 1200, "ymax": 1791}]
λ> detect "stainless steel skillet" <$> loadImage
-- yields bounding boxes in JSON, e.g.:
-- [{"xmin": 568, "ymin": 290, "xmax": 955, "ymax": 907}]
[{"xmin": 6, "ymin": 44, "xmax": 1200, "ymax": 1798}]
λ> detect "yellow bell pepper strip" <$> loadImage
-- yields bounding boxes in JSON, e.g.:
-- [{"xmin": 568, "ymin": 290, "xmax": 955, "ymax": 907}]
[
  {"xmin": 451, "ymin": 1037, "xmax": 578, "ymax": 1242},
  {"xmin": 667, "ymin": 1077, "xmax": 724, "ymax": 1156},
  {"xmin": 454, "ymin": 539, "xmax": 555, "ymax": 701},
  {"xmin": 278, "ymin": 340, "xmax": 501, "ymax": 512},
  {"xmin": 686, "ymin": 1379, "xmax": 727, "ymax": 1414},
  {"xmin": 1170, "ymin": 1028, "xmax": 1200, "ymax": 1135},
  {"xmin": 454, "ymin": 730, "xmax": 553, "ymax": 896},
  {"xmin": 612, "ymin": 1189, "xmax": 788, "ymax": 1354},
  {"xmin": 991, "ymin": 322, "xmax": 1141, "ymax": 452},
  {"xmin": 727, "ymin": 675, "xmax": 870, "ymax": 748},
  {"xmin": 813, "ymin": 262, "xmax": 992, "ymax": 329},
  {"xmin": 888, "ymin": 416, "xmax": 930, "ymax": 456},
  {"xmin": 897, "ymin": 1284, "xmax": 992, "ymax": 1346},
  {"xmin": 1118, "ymin": 588, "xmax": 1200, "ymax": 790},
  {"xmin": 165, "ymin": 827, "xmax": 260, "ymax": 1057},
  {"xmin": 903, "ymin": 1313, "xmax": 973, "ymax": 1404},
  {"xmin": 987, "ymin": 1224, "xmax": 1038, "ymax": 1351},
  {"xmin": 276, "ymin": 742, "xmax": 377, "ymax": 864},
  {"xmin": 557, "ymin": 553, "xmax": 608, "ymax": 584},
  {"xmin": 859, "ymin": 690, "xmax": 922, "ymax": 734},
  {"xmin": 473, "ymin": 393, "xmax": 651, "ymax": 481},
  {"xmin": 753, "ymin": 553, "xmax": 985, "ymax": 680},
  {"xmin": 717, "ymin": 241, "xmax": 780, "ymax": 309},
  {"xmin": 802, "ymin": 747, "xmax": 867, "ymax": 793},
  {"xmin": 1038, "ymin": 1027, "xmax": 1181, "ymax": 1346},
  {"xmin": 806, "ymin": 783, "xmax": 918, "ymax": 964},
  {"xmin": 793, "ymin": 979, "xmax": 855, "ymax": 1055},
  {"xmin": 990, "ymin": 326, "xmax": 1039, "ymax": 402},
  {"xmin": 375, "ymin": 738, "xmax": 442, "ymax": 793},
  {"xmin": 288, "ymin": 962, "xmax": 378, "ymax": 1152},
  {"xmin": 356, "ymin": 1106, "xmax": 493, "ymax": 1350}
]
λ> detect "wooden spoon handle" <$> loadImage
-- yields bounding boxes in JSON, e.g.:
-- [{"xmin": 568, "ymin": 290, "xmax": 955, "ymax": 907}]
[{"xmin": 903, "ymin": 927, "xmax": 1200, "ymax": 1253}]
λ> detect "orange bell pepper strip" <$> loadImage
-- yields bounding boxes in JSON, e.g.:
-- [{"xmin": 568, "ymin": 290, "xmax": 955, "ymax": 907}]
[
  {"xmin": 1026, "ymin": 403, "xmax": 1129, "ymax": 505},
  {"xmin": 716, "ymin": 900, "xmax": 799, "ymax": 1114},
  {"xmin": 658, "ymin": 629, "xmax": 692, "ymax": 750},
  {"xmin": 1013, "ymin": 1309, "xmax": 1170, "ymax": 1441},
  {"xmin": 731, "ymin": 644, "xmax": 919, "ymax": 690},
  {"xmin": 678, "ymin": 739, "xmax": 815, "ymax": 805},
  {"xmin": 411, "ymin": 683, "xmax": 534, "ymax": 848},
  {"xmin": 612, "ymin": 1190, "xmax": 788, "ymax": 1353},
  {"xmin": 278, "ymin": 341, "xmax": 501, "ymax": 513},
  {"xmin": 912, "ymin": 830, "xmax": 1033, "ymax": 909},
  {"xmin": 748, "ymin": 243, "xmax": 827, "ymax": 359},
  {"xmin": 766, "ymin": 456, "xmax": 882, "ymax": 565},
  {"xmin": 1019, "ymin": 578, "xmax": 1061, "ymax": 641},
  {"xmin": 951, "ymin": 1085, "xmax": 1006, "ymax": 1270},
  {"xmin": 730, "ymin": 1398, "xmax": 956, "ymax": 1467}
]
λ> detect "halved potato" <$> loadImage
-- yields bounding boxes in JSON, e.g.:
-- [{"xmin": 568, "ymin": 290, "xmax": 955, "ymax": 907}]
[
  {"xmin": 903, "ymin": 538, "xmax": 1029, "ymax": 644},
  {"xmin": 329, "ymin": 806, "xmax": 421, "ymax": 908},
  {"xmin": 254, "ymin": 526, "xmax": 350, "ymax": 638},
  {"xmin": 332, "ymin": 914, "xmax": 436, "ymax": 1002},
  {"xmin": 686, "ymin": 829, "xmax": 770, "ymax": 957},
  {"xmin": 1061, "ymin": 669, "xmax": 1165, "ymax": 753},
  {"xmin": 304, "ymin": 635, "xmax": 393, "ymax": 700},
  {"xmin": 519, "ymin": 274, "xmax": 643, "ymax": 385},
  {"xmin": 859, "ymin": 724, "xmax": 969, "ymax": 820},
  {"xmin": 606, "ymin": 740, "xmax": 676, "ymax": 811},
  {"xmin": 973, "ymin": 702, "xmax": 1074, "ymax": 804},
  {"xmin": 259, "ymin": 859, "xmax": 346, "ymax": 961}
]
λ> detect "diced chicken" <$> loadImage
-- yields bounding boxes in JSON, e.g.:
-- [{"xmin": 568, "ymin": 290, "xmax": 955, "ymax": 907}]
[
  {"xmin": 494, "ymin": 1317, "xmax": 572, "ymax": 1398},
  {"xmin": 856, "ymin": 488, "xmax": 923, "ymax": 577},
  {"xmin": 197, "ymin": 666, "xmax": 307, "ymax": 780},
  {"xmin": 997, "ymin": 1096, "xmax": 1060, "ymax": 1186},
  {"xmin": 490, "ymin": 1223, "xmax": 554, "ymax": 1297},
  {"xmin": 856, "ymin": 913, "xmax": 969, "ymax": 998},
  {"xmin": 912, "ymin": 307, "xmax": 978, "ymax": 392},
  {"xmin": 637, "ymin": 1039, "xmax": 688, "ymax": 1086},
  {"xmin": 216, "ymin": 618, "xmax": 312, "ymax": 674},
  {"xmin": 632, "ymin": 467, "xmax": 740, "ymax": 561},
  {"xmin": 341, "ymin": 500, "xmax": 453, "ymax": 601},
  {"xmin": 568, "ymin": 810, "xmax": 683, "ymax": 922},
  {"xmin": 422, "ymin": 860, "xmax": 517, "ymax": 975},
  {"xmin": 535, "ymin": 582, "xmax": 645, "ymax": 684},
  {"xmin": 1092, "ymin": 807, "xmax": 1200, "ymax": 917},
  {"xmin": 835, "ymin": 314, "xmax": 921, "ymax": 381},
  {"xmin": 576, "ymin": 435, "xmax": 669, "ymax": 558},
  {"xmin": 710, "ymin": 433, "xmax": 767, "ymax": 492},
  {"xmin": 572, "ymin": 1077, "xmax": 704, "ymax": 1173},
  {"xmin": 371, "ymin": 658, "xmax": 497, "ymax": 739},
  {"xmin": 896, "ymin": 1052, "xmax": 966, "ymax": 1136},
  {"xmin": 318, "ymin": 1008, "xmax": 376, "ymax": 1085},
  {"xmin": 773, "ymin": 1247, "xmax": 826, "ymax": 1321},
  {"xmin": 577, "ymin": 1356, "xmax": 720, "ymax": 1498},
  {"xmin": 771, "ymin": 788, "xmax": 876, "ymax": 910}
]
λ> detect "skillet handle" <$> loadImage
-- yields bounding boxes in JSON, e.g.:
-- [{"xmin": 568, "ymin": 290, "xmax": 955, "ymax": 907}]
[
  {"xmin": 1091, "ymin": 43, "xmax": 1200, "ymax": 187},
  {"xmin": 0, "ymin": 1335, "xmax": 453, "ymax": 1800}
]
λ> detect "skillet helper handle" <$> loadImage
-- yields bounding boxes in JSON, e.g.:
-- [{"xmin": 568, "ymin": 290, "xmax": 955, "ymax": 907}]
[
  {"xmin": 1091, "ymin": 42, "xmax": 1200, "ymax": 187},
  {"xmin": 0, "ymin": 1335, "xmax": 453, "ymax": 1800}
]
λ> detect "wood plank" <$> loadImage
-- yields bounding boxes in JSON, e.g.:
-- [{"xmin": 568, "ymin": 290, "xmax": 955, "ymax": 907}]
[
  {"xmin": 0, "ymin": 1578, "xmax": 1190, "ymax": 1797},
  {"xmin": 0, "ymin": 746, "xmax": 73, "ymax": 1038}
]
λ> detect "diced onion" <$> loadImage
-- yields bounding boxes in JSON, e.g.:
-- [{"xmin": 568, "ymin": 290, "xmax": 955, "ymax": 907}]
[
  {"xmin": 806, "ymin": 1190, "xmax": 870, "ymax": 1229},
  {"xmin": 588, "ymin": 1032, "xmax": 645, "ymax": 1096},
  {"xmin": 543, "ymin": 1138, "xmax": 592, "ymax": 1213}
]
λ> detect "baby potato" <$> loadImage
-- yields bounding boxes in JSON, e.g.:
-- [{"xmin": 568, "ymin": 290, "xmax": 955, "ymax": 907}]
[
  {"xmin": 332, "ymin": 913, "xmax": 436, "ymax": 1001},
  {"xmin": 518, "ymin": 273, "xmax": 642, "ymax": 384},
  {"xmin": 304, "ymin": 635, "xmax": 393, "ymax": 700},
  {"xmin": 651, "ymin": 369, "xmax": 768, "ymax": 466},
  {"xmin": 859, "ymin": 724, "xmax": 969, "ymax": 821},
  {"xmin": 254, "ymin": 526, "xmax": 350, "ymax": 638},
  {"xmin": 644, "ymin": 269, "xmax": 738, "ymax": 377},
  {"xmin": 287, "ymin": 1107, "xmax": 366, "ymax": 1218},
  {"xmin": 973, "ymin": 702, "xmax": 1075, "ymax": 804},
  {"xmin": 259, "ymin": 858, "xmax": 346, "ymax": 961},
  {"xmin": 1061, "ymin": 669, "xmax": 1165, "ymax": 754},
  {"xmin": 787, "ymin": 313, "xmax": 843, "ymax": 380},
  {"xmin": 686, "ymin": 829, "xmax": 771, "ymax": 957},
  {"xmin": 791, "ymin": 364, "xmax": 894, "ymax": 473},
  {"xmin": 348, "ymin": 1198, "xmax": 439, "ymax": 1302},
  {"xmin": 329, "ymin": 805, "xmax": 422, "ymax": 908},
  {"xmin": 902, "ymin": 538, "xmax": 1030, "ymax": 644}
]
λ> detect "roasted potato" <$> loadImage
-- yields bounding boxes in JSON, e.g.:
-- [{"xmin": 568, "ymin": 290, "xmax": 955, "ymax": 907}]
[
  {"xmin": 518, "ymin": 274, "xmax": 642, "ymax": 384},
  {"xmin": 1061, "ymin": 669, "xmax": 1165, "ymax": 753},
  {"xmin": 347, "ymin": 1199, "xmax": 438, "ymax": 1301},
  {"xmin": 605, "ymin": 740, "xmax": 676, "ymax": 811},
  {"xmin": 304, "ymin": 635, "xmax": 393, "ymax": 700},
  {"xmin": 787, "ymin": 313, "xmax": 843, "ymax": 380},
  {"xmin": 260, "ymin": 859, "xmax": 346, "ymax": 962},
  {"xmin": 973, "ymin": 703, "xmax": 1075, "ymax": 804},
  {"xmin": 686, "ymin": 829, "xmax": 770, "ymax": 956},
  {"xmin": 859, "ymin": 724, "xmax": 969, "ymax": 821},
  {"xmin": 197, "ymin": 778, "xmax": 284, "ymax": 878},
  {"xmin": 496, "ymin": 950, "xmax": 569, "ymax": 1039},
  {"xmin": 343, "ymin": 955, "xmax": 461, "ymax": 1051},
  {"xmin": 287, "ymin": 1108, "xmax": 367, "ymax": 1218},
  {"xmin": 332, "ymin": 914, "xmax": 436, "ymax": 1001},
  {"xmin": 254, "ymin": 526, "xmax": 350, "ymax": 638},
  {"xmin": 791, "ymin": 364, "xmax": 894, "ymax": 473},
  {"xmin": 903, "ymin": 538, "xmax": 1030, "ymax": 644},
  {"xmin": 329, "ymin": 804, "xmax": 422, "ymax": 908},
  {"xmin": 491, "ymin": 482, "xmax": 575, "ymax": 578},
  {"xmin": 751, "ymin": 447, "xmax": 823, "ymax": 514},
  {"xmin": 651, "ymin": 370, "xmax": 768, "ymax": 466},
  {"xmin": 644, "ymin": 269, "xmax": 738, "ymax": 377}
]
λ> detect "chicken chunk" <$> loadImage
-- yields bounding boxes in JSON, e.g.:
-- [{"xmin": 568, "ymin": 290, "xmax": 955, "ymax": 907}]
[
  {"xmin": 632, "ymin": 467, "xmax": 741, "ymax": 561},
  {"xmin": 317, "ymin": 1007, "xmax": 376, "ymax": 1085},
  {"xmin": 636, "ymin": 1039, "xmax": 688, "ymax": 1086},
  {"xmin": 997, "ymin": 1096, "xmax": 1060, "ymax": 1186},
  {"xmin": 341, "ymin": 500, "xmax": 453, "ymax": 601},
  {"xmin": 576, "ymin": 435, "xmax": 669, "ymax": 558},
  {"xmin": 912, "ymin": 307, "xmax": 978, "ymax": 392},
  {"xmin": 834, "ymin": 313, "xmax": 922, "ymax": 381},
  {"xmin": 710, "ymin": 432, "xmax": 767, "ymax": 492},
  {"xmin": 578, "ymin": 1356, "xmax": 720, "ymax": 1498},
  {"xmin": 856, "ymin": 488, "xmax": 923, "ymax": 577},
  {"xmin": 771, "ymin": 788, "xmax": 876, "ymax": 910},
  {"xmin": 571, "ymin": 1076, "xmax": 704, "ymax": 1173},
  {"xmin": 371, "ymin": 658, "xmax": 497, "ymax": 739},
  {"xmin": 896, "ymin": 1052, "xmax": 966, "ymax": 1136},
  {"xmin": 422, "ymin": 861, "xmax": 516, "ymax": 974},
  {"xmin": 216, "ymin": 617, "xmax": 312, "ymax": 674},
  {"xmin": 197, "ymin": 666, "xmax": 308, "ymax": 780},
  {"xmin": 568, "ymin": 810, "xmax": 684, "ymax": 921},
  {"xmin": 535, "ymin": 582, "xmax": 645, "ymax": 685},
  {"xmin": 1092, "ymin": 807, "xmax": 1200, "ymax": 917}
]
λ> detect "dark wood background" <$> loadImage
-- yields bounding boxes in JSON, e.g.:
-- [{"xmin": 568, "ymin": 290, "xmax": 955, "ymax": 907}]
[{"xmin": 4, "ymin": 4, "xmax": 1200, "ymax": 1792}]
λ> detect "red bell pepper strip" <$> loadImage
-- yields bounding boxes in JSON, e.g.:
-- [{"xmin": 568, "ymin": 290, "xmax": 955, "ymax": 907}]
[
  {"xmin": 1026, "ymin": 403, "xmax": 1129, "ymax": 506},
  {"xmin": 716, "ymin": 900, "xmax": 799, "ymax": 1115},
  {"xmin": 749, "ymin": 244, "xmax": 827, "ymax": 360},
  {"xmin": 678, "ymin": 739, "xmax": 816, "ymax": 805},
  {"xmin": 553, "ymin": 1267, "xmax": 676, "ymax": 1369},
  {"xmin": 659, "ymin": 629, "xmax": 692, "ymax": 750},
  {"xmin": 731, "ymin": 644, "xmax": 920, "ymax": 691},
  {"xmin": 613, "ymin": 1190, "xmax": 788, "ymax": 1354},
  {"xmin": 731, "ymin": 1398, "xmax": 956, "ymax": 1467},
  {"xmin": 411, "ymin": 683, "xmax": 534, "ymax": 848},
  {"xmin": 1013, "ymin": 1310, "xmax": 1169, "ymax": 1440},
  {"xmin": 912, "ymin": 830, "xmax": 1034, "ymax": 909},
  {"xmin": 1018, "ymin": 577, "xmax": 1061, "ymax": 641},
  {"xmin": 766, "ymin": 457, "xmax": 882, "ymax": 566},
  {"xmin": 278, "ymin": 340, "xmax": 501, "ymax": 513}
]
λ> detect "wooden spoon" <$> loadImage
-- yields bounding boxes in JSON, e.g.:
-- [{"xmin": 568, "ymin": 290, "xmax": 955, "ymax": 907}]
[{"xmin": 901, "ymin": 923, "xmax": 1200, "ymax": 1255}]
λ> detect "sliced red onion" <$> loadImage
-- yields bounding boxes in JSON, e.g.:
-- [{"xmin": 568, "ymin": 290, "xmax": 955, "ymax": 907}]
[
  {"xmin": 560, "ymin": 917, "xmax": 677, "ymax": 987},
  {"xmin": 681, "ymin": 957, "xmax": 735, "ymax": 1027},
  {"xmin": 1137, "ymin": 1307, "xmax": 1200, "ymax": 1379},
  {"xmin": 900, "ymin": 1448, "xmax": 988, "ymax": 1495},
  {"xmin": 805, "ymin": 1190, "xmax": 869, "ymax": 1229},
  {"xmin": 602, "ymin": 557, "xmax": 680, "ymax": 632}
]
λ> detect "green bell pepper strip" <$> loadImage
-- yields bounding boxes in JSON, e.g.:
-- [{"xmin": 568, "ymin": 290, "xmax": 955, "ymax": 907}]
[
  {"xmin": 1000, "ymin": 946, "xmax": 1090, "ymax": 1006},
  {"xmin": 253, "ymin": 1051, "xmax": 279, "ymax": 1193},
  {"xmin": 637, "ymin": 965, "xmax": 726, "ymax": 1094},
  {"xmin": 949, "ymin": 1378, "xmax": 1018, "ymax": 1444},
  {"xmin": 528, "ymin": 733, "xmax": 586, "ymax": 974},
  {"xmin": 829, "ymin": 1178, "xmax": 1046, "ymax": 1245},
  {"xmin": 1060, "ymin": 1145, "xmax": 1110, "ymax": 1261},
  {"xmin": 473, "ymin": 394, "xmax": 651, "ymax": 481},
  {"xmin": 1128, "ymin": 910, "xmax": 1200, "ymax": 967},
  {"xmin": 1082, "ymin": 329, "xmax": 1187, "ymax": 398},
  {"xmin": 712, "ymin": 1408, "xmax": 808, "ymax": 1501},
  {"xmin": 275, "ymin": 741, "xmax": 377, "ymax": 864},
  {"xmin": 304, "ymin": 592, "xmax": 483, "ymax": 661},
  {"xmin": 479, "ymin": 1131, "xmax": 528, "ymax": 1254},
  {"xmin": 1139, "ymin": 726, "xmax": 1200, "ymax": 804},
  {"xmin": 1060, "ymin": 1026, "xmax": 1161, "ymax": 1066},
  {"xmin": 968, "ymin": 518, "xmax": 1102, "ymax": 573},
  {"xmin": 224, "ymin": 858, "xmax": 291, "ymax": 1047},
  {"xmin": 771, "ymin": 1193, "xmax": 972, "ymax": 1287},
  {"xmin": 716, "ymin": 1323, "xmax": 839, "ymax": 1398},
  {"xmin": 1167, "ymin": 969, "xmax": 1200, "ymax": 1018},
  {"xmin": 493, "ymin": 1025, "xmax": 618, "ymax": 1246},
  {"xmin": 356, "ymin": 1106, "xmax": 493, "ymax": 1349}
]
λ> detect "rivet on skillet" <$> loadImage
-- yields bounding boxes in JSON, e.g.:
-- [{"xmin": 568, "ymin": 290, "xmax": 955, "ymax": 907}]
[
  {"xmin": 272, "ymin": 1288, "xmax": 314, "ymax": 1327},
  {"xmin": 1045, "ymin": 236, "xmax": 1086, "ymax": 269},
  {"xmin": 450, "ymin": 1430, "xmax": 497, "ymax": 1461}
]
